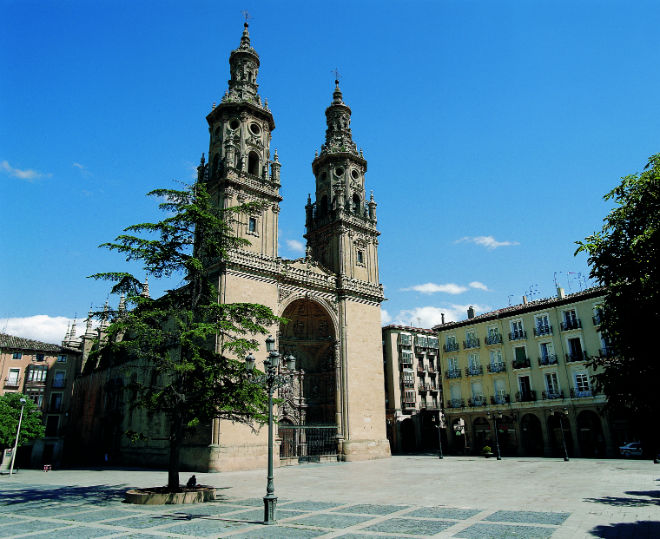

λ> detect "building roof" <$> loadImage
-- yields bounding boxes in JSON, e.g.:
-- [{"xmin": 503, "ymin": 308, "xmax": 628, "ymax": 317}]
[
  {"xmin": 382, "ymin": 325, "xmax": 436, "ymax": 335},
  {"xmin": 432, "ymin": 286, "xmax": 605, "ymax": 331},
  {"xmin": 0, "ymin": 333, "xmax": 63, "ymax": 353}
]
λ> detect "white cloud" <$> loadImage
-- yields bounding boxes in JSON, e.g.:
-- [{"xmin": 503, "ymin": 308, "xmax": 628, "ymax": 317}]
[
  {"xmin": 388, "ymin": 303, "xmax": 492, "ymax": 328},
  {"xmin": 469, "ymin": 281, "xmax": 489, "ymax": 291},
  {"xmin": 73, "ymin": 162, "xmax": 92, "ymax": 177},
  {"xmin": 285, "ymin": 239, "xmax": 305, "ymax": 254},
  {"xmin": 1, "ymin": 315, "xmax": 98, "ymax": 345},
  {"xmin": 1, "ymin": 160, "xmax": 51, "ymax": 181},
  {"xmin": 401, "ymin": 282, "xmax": 468, "ymax": 295},
  {"xmin": 455, "ymin": 235, "xmax": 520, "ymax": 250},
  {"xmin": 381, "ymin": 309, "xmax": 392, "ymax": 325}
]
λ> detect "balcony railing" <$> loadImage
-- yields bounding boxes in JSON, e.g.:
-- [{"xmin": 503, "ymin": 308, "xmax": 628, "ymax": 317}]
[
  {"xmin": 418, "ymin": 384, "xmax": 428, "ymax": 392},
  {"xmin": 463, "ymin": 338, "xmax": 480, "ymax": 350},
  {"xmin": 445, "ymin": 369, "xmax": 462, "ymax": 379},
  {"xmin": 403, "ymin": 401, "xmax": 416, "ymax": 408},
  {"xmin": 560, "ymin": 319, "xmax": 582, "ymax": 331},
  {"xmin": 491, "ymin": 394, "xmax": 510, "ymax": 405},
  {"xmin": 4, "ymin": 377, "xmax": 21, "ymax": 388},
  {"xmin": 485, "ymin": 334, "xmax": 502, "ymax": 345},
  {"xmin": 468, "ymin": 395, "xmax": 487, "ymax": 407},
  {"xmin": 447, "ymin": 398, "xmax": 465, "ymax": 409},
  {"xmin": 516, "ymin": 390, "xmax": 537, "ymax": 402},
  {"xmin": 403, "ymin": 380, "xmax": 414, "ymax": 388},
  {"xmin": 512, "ymin": 358, "xmax": 531, "ymax": 369},
  {"xmin": 570, "ymin": 387, "xmax": 593, "ymax": 398},
  {"xmin": 533, "ymin": 325, "xmax": 553, "ymax": 337},
  {"xmin": 487, "ymin": 362, "xmax": 506, "ymax": 373},
  {"xmin": 565, "ymin": 351, "xmax": 588, "ymax": 363},
  {"xmin": 400, "ymin": 357, "xmax": 413, "ymax": 367},
  {"xmin": 465, "ymin": 365, "xmax": 484, "ymax": 377},
  {"xmin": 509, "ymin": 330, "xmax": 527, "ymax": 341},
  {"xmin": 599, "ymin": 347, "xmax": 614, "ymax": 358},
  {"xmin": 538, "ymin": 354, "xmax": 558, "ymax": 366},
  {"xmin": 443, "ymin": 342, "xmax": 459, "ymax": 353},
  {"xmin": 542, "ymin": 390, "xmax": 564, "ymax": 400}
]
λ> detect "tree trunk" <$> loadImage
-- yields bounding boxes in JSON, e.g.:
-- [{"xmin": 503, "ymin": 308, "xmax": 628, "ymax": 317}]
[{"xmin": 168, "ymin": 424, "xmax": 183, "ymax": 491}]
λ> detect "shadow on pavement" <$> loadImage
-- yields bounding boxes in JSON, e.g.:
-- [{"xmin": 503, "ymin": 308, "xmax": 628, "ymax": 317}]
[
  {"xmin": 0, "ymin": 485, "xmax": 127, "ymax": 505},
  {"xmin": 589, "ymin": 520, "xmax": 660, "ymax": 537},
  {"xmin": 585, "ymin": 489, "xmax": 660, "ymax": 507}
]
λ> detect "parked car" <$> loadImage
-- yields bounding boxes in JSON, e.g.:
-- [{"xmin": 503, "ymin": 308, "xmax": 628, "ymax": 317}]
[{"xmin": 619, "ymin": 442, "xmax": 643, "ymax": 457}]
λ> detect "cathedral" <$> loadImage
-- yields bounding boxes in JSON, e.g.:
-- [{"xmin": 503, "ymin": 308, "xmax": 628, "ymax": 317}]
[{"xmin": 196, "ymin": 22, "xmax": 390, "ymax": 470}]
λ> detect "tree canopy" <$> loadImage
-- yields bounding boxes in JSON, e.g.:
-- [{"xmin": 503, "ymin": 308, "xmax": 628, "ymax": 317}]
[
  {"xmin": 576, "ymin": 153, "xmax": 659, "ymax": 453},
  {"xmin": 0, "ymin": 393, "xmax": 45, "ymax": 450},
  {"xmin": 91, "ymin": 176, "xmax": 280, "ymax": 488}
]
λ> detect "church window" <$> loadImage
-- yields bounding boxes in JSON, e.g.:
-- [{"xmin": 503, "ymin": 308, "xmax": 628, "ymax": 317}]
[
  {"xmin": 353, "ymin": 194, "xmax": 361, "ymax": 214},
  {"xmin": 320, "ymin": 195, "xmax": 328, "ymax": 216},
  {"xmin": 229, "ymin": 119, "xmax": 240, "ymax": 130},
  {"xmin": 320, "ymin": 172, "xmax": 327, "ymax": 182},
  {"xmin": 357, "ymin": 249, "xmax": 364, "ymax": 265},
  {"xmin": 334, "ymin": 167, "xmax": 344, "ymax": 177},
  {"xmin": 249, "ymin": 123, "xmax": 261, "ymax": 135},
  {"xmin": 248, "ymin": 217, "xmax": 257, "ymax": 234},
  {"xmin": 248, "ymin": 152, "xmax": 260, "ymax": 175},
  {"xmin": 213, "ymin": 154, "xmax": 220, "ymax": 178},
  {"xmin": 351, "ymin": 169, "xmax": 359, "ymax": 180}
]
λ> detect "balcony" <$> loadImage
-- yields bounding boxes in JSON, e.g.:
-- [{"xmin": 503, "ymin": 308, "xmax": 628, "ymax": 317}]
[
  {"xmin": 542, "ymin": 390, "xmax": 564, "ymax": 400},
  {"xmin": 570, "ymin": 388, "xmax": 593, "ymax": 398},
  {"xmin": 403, "ymin": 401, "xmax": 417, "ymax": 409},
  {"xmin": 417, "ymin": 365, "xmax": 425, "ymax": 374},
  {"xmin": 4, "ymin": 377, "xmax": 21, "ymax": 389},
  {"xmin": 565, "ymin": 351, "xmax": 588, "ymax": 363},
  {"xmin": 468, "ymin": 395, "xmax": 487, "ymax": 407},
  {"xmin": 491, "ymin": 394, "xmax": 510, "ymax": 405},
  {"xmin": 429, "ymin": 384, "xmax": 438, "ymax": 393},
  {"xmin": 447, "ymin": 398, "xmax": 465, "ymax": 409},
  {"xmin": 400, "ymin": 357, "xmax": 413, "ymax": 367},
  {"xmin": 445, "ymin": 369, "xmax": 462, "ymax": 379},
  {"xmin": 538, "ymin": 354, "xmax": 558, "ymax": 366},
  {"xmin": 418, "ymin": 384, "xmax": 428, "ymax": 392},
  {"xmin": 516, "ymin": 390, "xmax": 537, "ymax": 402},
  {"xmin": 592, "ymin": 313, "xmax": 603, "ymax": 326},
  {"xmin": 599, "ymin": 347, "xmax": 614, "ymax": 358},
  {"xmin": 463, "ymin": 338, "xmax": 480, "ymax": 350},
  {"xmin": 465, "ymin": 365, "xmax": 484, "ymax": 377},
  {"xmin": 512, "ymin": 358, "xmax": 531, "ymax": 369},
  {"xmin": 427, "ymin": 365, "xmax": 436, "ymax": 374},
  {"xmin": 560, "ymin": 319, "xmax": 582, "ymax": 331},
  {"xmin": 509, "ymin": 330, "xmax": 527, "ymax": 341},
  {"xmin": 533, "ymin": 325, "xmax": 553, "ymax": 337},
  {"xmin": 443, "ymin": 343, "xmax": 459, "ymax": 353},
  {"xmin": 403, "ymin": 380, "xmax": 414, "ymax": 388},
  {"xmin": 485, "ymin": 334, "xmax": 502, "ymax": 345},
  {"xmin": 487, "ymin": 362, "xmax": 506, "ymax": 373}
]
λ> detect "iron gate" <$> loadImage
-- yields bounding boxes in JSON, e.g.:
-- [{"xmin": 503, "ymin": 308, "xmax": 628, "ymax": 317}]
[{"xmin": 278, "ymin": 425, "xmax": 338, "ymax": 463}]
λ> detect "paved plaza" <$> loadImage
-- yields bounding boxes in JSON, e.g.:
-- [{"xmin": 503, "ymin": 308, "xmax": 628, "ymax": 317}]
[{"xmin": 0, "ymin": 456, "xmax": 658, "ymax": 538}]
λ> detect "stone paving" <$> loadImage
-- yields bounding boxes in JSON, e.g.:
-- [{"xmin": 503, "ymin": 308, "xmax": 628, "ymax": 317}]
[{"xmin": 0, "ymin": 456, "xmax": 658, "ymax": 538}]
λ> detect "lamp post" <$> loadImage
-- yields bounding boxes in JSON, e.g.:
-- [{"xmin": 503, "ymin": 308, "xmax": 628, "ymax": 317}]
[
  {"xmin": 557, "ymin": 408, "xmax": 569, "ymax": 462},
  {"xmin": 245, "ymin": 335, "xmax": 296, "ymax": 525},
  {"xmin": 487, "ymin": 410, "xmax": 503, "ymax": 460},
  {"xmin": 9, "ymin": 397, "xmax": 27, "ymax": 476},
  {"xmin": 437, "ymin": 412, "xmax": 444, "ymax": 459}
]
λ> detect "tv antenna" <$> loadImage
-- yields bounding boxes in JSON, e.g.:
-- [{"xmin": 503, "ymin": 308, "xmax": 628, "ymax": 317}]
[
  {"xmin": 508, "ymin": 294, "xmax": 514, "ymax": 306},
  {"xmin": 526, "ymin": 283, "xmax": 540, "ymax": 300}
]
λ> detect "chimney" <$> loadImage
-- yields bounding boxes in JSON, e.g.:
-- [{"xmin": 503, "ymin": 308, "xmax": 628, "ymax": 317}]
[
  {"xmin": 522, "ymin": 295, "xmax": 528, "ymax": 305},
  {"xmin": 467, "ymin": 306, "xmax": 475, "ymax": 319},
  {"xmin": 557, "ymin": 287, "xmax": 565, "ymax": 299},
  {"xmin": 441, "ymin": 313, "xmax": 445, "ymax": 325}
]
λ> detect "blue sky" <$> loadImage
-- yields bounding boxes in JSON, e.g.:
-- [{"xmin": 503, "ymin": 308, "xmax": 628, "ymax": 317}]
[{"xmin": 1, "ymin": 0, "xmax": 659, "ymax": 342}]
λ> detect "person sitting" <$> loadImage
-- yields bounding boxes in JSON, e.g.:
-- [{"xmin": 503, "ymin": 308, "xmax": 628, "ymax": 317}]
[{"xmin": 186, "ymin": 475, "xmax": 197, "ymax": 488}]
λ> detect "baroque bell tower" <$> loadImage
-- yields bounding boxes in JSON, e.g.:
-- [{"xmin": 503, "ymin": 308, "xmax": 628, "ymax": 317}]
[{"xmin": 204, "ymin": 22, "xmax": 281, "ymax": 259}]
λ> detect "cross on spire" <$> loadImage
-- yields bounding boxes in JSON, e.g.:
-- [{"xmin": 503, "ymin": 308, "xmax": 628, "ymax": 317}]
[
  {"xmin": 332, "ymin": 68, "xmax": 341, "ymax": 85},
  {"xmin": 242, "ymin": 10, "xmax": 252, "ymax": 24}
]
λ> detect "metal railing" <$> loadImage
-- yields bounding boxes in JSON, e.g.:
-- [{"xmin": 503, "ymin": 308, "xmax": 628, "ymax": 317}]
[
  {"xmin": 509, "ymin": 330, "xmax": 527, "ymax": 341},
  {"xmin": 4, "ymin": 377, "xmax": 21, "ymax": 388},
  {"xmin": 469, "ymin": 395, "xmax": 487, "ymax": 407},
  {"xmin": 463, "ymin": 338, "xmax": 480, "ymax": 349},
  {"xmin": 570, "ymin": 388, "xmax": 593, "ymax": 398},
  {"xmin": 542, "ymin": 390, "xmax": 564, "ymax": 400},
  {"xmin": 487, "ymin": 362, "xmax": 506, "ymax": 373},
  {"xmin": 278, "ymin": 425, "xmax": 338, "ymax": 462},
  {"xmin": 447, "ymin": 398, "xmax": 464, "ymax": 409},
  {"xmin": 533, "ymin": 325, "xmax": 553, "ymax": 336},
  {"xmin": 512, "ymin": 358, "xmax": 531, "ymax": 369},
  {"xmin": 538, "ymin": 354, "xmax": 558, "ymax": 366},
  {"xmin": 465, "ymin": 365, "xmax": 484, "ymax": 376},
  {"xmin": 445, "ymin": 369, "xmax": 462, "ymax": 379},
  {"xmin": 516, "ymin": 390, "xmax": 537, "ymax": 402},
  {"xmin": 491, "ymin": 394, "xmax": 510, "ymax": 405},
  {"xmin": 565, "ymin": 351, "xmax": 588, "ymax": 363},
  {"xmin": 485, "ymin": 334, "xmax": 502, "ymax": 345},
  {"xmin": 560, "ymin": 319, "xmax": 582, "ymax": 331},
  {"xmin": 443, "ymin": 342, "xmax": 459, "ymax": 352}
]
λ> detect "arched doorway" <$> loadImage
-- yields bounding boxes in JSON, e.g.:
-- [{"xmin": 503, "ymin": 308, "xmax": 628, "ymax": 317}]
[
  {"xmin": 400, "ymin": 417, "xmax": 415, "ymax": 453},
  {"xmin": 497, "ymin": 414, "xmax": 518, "ymax": 456},
  {"xmin": 548, "ymin": 414, "xmax": 574, "ymax": 457},
  {"xmin": 279, "ymin": 299, "xmax": 338, "ymax": 461},
  {"xmin": 473, "ymin": 417, "xmax": 491, "ymax": 454},
  {"xmin": 521, "ymin": 413, "xmax": 544, "ymax": 456},
  {"xmin": 577, "ymin": 410, "xmax": 605, "ymax": 457}
]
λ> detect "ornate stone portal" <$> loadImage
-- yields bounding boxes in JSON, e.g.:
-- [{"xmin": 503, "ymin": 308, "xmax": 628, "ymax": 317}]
[{"xmin": 184, "ymin": 23, "xmax": 390, "ymax": 472}]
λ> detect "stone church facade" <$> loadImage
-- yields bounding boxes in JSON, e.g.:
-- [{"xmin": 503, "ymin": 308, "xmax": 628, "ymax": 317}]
[{"xmin": 179, "ymin": 23, "xmax": 390, "ymax": 471}]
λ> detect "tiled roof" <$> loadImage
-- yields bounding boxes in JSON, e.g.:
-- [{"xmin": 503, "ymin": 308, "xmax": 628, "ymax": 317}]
[
  {"xmin": 382, "ymin": 324, "xmax": 435, "ymax": 335},
  {"xmin": 432, "ymin": 286, "xmax": 605, "ymax": 331},
  {"xmin": 0, "ymin": 333, "xmax": 63, "ymax": 352}
]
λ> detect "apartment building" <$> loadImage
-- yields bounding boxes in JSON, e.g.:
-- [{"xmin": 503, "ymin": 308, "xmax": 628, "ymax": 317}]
[
  {"xmin": 0, "ymin": 333, "xmax": 81, "ymax": 467},
  {"xmin": 434, "ymin": 287, "xmax": 625, "ymax": 458},
  {"xmin": 382, "ymin": 326, "xmax": 444, "ymax": 453}
]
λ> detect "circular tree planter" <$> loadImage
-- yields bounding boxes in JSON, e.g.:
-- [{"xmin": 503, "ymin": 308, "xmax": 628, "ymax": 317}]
[{"xmin": 124, "ymin": 486, "xmax": 216, "ymax": 505}]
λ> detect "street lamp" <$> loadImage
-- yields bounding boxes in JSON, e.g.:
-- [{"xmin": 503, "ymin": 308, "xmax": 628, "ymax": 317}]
[
  {"xmin": 9, "ymin": 397, "xmax": 27, "ymax": 476},
  {"xmin": 556, "ymin": 408, "xmax": 569, "ymax": 462},
  {"xmin": 245, "ymin": 336, "xmax": 296, "ymax": 525},
  {"xmin": 437, "ymin": 412, "xmax": 444, "ymax": 459},
  {"xmin": 487, "ymin": 410, "xmax": 503, "ymax": 460}
]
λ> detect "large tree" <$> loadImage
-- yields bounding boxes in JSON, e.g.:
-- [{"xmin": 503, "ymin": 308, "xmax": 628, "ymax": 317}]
[
  {"xmin": 0, "ymin": 393, "xmax": 45, "ymax": 451},
  {"xmin": 91, "ymin": 174, "xmax": 279, "ymax": 489},
  {"xmin": 576, "ymin": 153, "xmax": 659, "ymax": 456}
]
